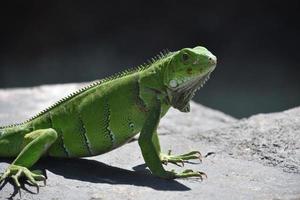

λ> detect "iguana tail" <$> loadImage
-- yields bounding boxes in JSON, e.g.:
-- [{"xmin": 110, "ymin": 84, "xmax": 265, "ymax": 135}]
[
  {"xmin": 0, "ymin": 126, "xmax": 27, "ymax": 157},
  {"xmin": 0, "ymin": 127, "xmax": 4, "ymax": 138}
]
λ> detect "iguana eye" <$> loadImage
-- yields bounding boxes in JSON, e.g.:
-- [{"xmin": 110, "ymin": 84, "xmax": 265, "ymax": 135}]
[
  {"xmin": 129, "ymin": 122, "xmax": 134, "ymax": 129},
  {"xmin": 182, "ymin": 53, "xmax": 190, "ymax": 62}
]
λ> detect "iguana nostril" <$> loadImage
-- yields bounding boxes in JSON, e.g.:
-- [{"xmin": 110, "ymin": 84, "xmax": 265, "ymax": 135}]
[{"xmin": 209, "ymin": 56, "xmax": 217, "ymax": 65}]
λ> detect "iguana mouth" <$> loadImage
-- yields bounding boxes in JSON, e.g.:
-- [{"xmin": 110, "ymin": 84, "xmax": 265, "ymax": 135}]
[{"xmin": 167, "ymin": 72, "xmax": 212, "ymax": 112}]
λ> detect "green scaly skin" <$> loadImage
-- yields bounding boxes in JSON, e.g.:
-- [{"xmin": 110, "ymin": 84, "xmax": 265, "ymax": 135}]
[{"xmin": 0, "ymin": 46, "xmax": 217, "ymax": 191}]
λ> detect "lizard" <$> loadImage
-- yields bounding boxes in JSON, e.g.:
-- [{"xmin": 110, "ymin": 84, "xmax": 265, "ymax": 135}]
[{"xmin": 0, "ymin": 46, "xmax": 217, "ymax": 191}]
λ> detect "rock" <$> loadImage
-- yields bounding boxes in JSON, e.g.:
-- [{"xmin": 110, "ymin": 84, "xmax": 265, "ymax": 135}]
[
  {"xmin": 189, "ymin": 108, "xmax": 300, "ymax": 174},
  {"xmin": 0, "ymin": 83, "xmax": 299, "ymax": 200},
  {"xmin": 0, "ymin": 83, "xmax": 86, "ymax": 126}
]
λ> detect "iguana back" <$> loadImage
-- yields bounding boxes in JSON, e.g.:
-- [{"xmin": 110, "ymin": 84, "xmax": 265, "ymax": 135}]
[{"xmin": 1, "ymin": 69, "xmax": 166, "ymax": 158}]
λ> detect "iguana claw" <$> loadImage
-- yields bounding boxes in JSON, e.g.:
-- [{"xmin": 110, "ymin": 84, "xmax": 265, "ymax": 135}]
[
  {"xmin": 162, "ymin": 168, "xmax": 207, "ymax": 179},
  {"xmin": 160, "ymin": 150, "xmax": 203, "ymax": 167},
  {"xmin": 0, "ymin": 165, "xmax": 46, "ymax": 193},
  {"xmin": 175, "ymin": 169, "xmax": 207, "ymax": 179}
]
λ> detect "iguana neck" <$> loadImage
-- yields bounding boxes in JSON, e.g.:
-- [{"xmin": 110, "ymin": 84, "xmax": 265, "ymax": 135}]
[{"xmin": 138, "ymin": 62, "xmax": 171, "ymax": 112}]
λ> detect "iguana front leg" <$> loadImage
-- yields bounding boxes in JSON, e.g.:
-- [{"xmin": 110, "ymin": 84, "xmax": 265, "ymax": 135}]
[
  {"xmin": 0, "ymin": 128, "xmax": 58, "ymax": 191},
  {"xmin": 138, "ymin": 100, "xmax": 205, "ymax": 179}
]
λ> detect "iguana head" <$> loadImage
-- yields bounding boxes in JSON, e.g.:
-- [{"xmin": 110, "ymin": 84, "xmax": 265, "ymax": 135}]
[{"xmin": 163, "ymin": 46, "xmax": 217, "ymax": 112}]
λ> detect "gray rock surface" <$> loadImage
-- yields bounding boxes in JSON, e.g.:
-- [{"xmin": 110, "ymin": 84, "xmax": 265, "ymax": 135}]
[{"xmin": 0, "ymin": 83, "xmax": 299, "ymax": 200}]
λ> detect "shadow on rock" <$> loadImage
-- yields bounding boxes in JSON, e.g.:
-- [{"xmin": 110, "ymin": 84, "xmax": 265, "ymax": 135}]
[{"xmin": 36, "ymin": 157, "xmax": 191, "ymax": 191}]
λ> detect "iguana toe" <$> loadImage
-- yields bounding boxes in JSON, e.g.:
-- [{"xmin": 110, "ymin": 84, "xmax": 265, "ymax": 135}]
[
  {"xmin": 175, "ymin": 169, "xmax": 207, "ymax": 179},
  {"xmin": 0, "ymin": 165, "xmax": 45, "ymax": 193},
  {"xmin": 160, "ymin": 150, "xmax": 203, "ymax": 166}
]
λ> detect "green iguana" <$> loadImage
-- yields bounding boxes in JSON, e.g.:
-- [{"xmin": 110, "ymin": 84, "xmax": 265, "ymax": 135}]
[{"xmin": 0, "ymin": 46, "xmax": 217, "ymax": 191}]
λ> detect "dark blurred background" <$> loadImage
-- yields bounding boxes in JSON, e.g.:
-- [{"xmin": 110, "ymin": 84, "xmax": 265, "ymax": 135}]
[{"xmin": 0, "ymin": 1, "xmax": 299, "ymax": 118}]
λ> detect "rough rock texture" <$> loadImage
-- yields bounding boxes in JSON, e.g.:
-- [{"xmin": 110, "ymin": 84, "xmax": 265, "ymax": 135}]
[{"xmin": 0, "ymin": 83, "xmax": 299, "ymax": 200}]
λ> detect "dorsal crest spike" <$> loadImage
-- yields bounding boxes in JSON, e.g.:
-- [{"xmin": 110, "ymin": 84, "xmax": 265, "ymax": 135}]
[
  {"xmin": 0, "ymin": 49, "xmax": 174, "ymax": 129},
  {"xmin": 162, "ymin": 49, "xmax": 169, "ymax": 55}
]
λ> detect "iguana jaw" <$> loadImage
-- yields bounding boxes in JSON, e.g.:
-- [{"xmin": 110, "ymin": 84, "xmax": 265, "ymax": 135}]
[{"xmin": 167, "ymin": 71, "xmax": 212, "ymax": 112}]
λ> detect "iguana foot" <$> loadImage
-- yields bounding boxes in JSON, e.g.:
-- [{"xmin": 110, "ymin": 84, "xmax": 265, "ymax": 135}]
[
  {"xmin": 0, "ymin": 165, "xmax": 46, "ymax": 193},
  {"xmin": 174, "ymin": 169, "xmax": 207, "ymax": 179},
  {"xmin": 160, "ymin": 169, "xmax": 207, "ymax": 179},
  {"xmin": 160, "ymin": 150, "xmax": 202, "ymax": 167}
]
